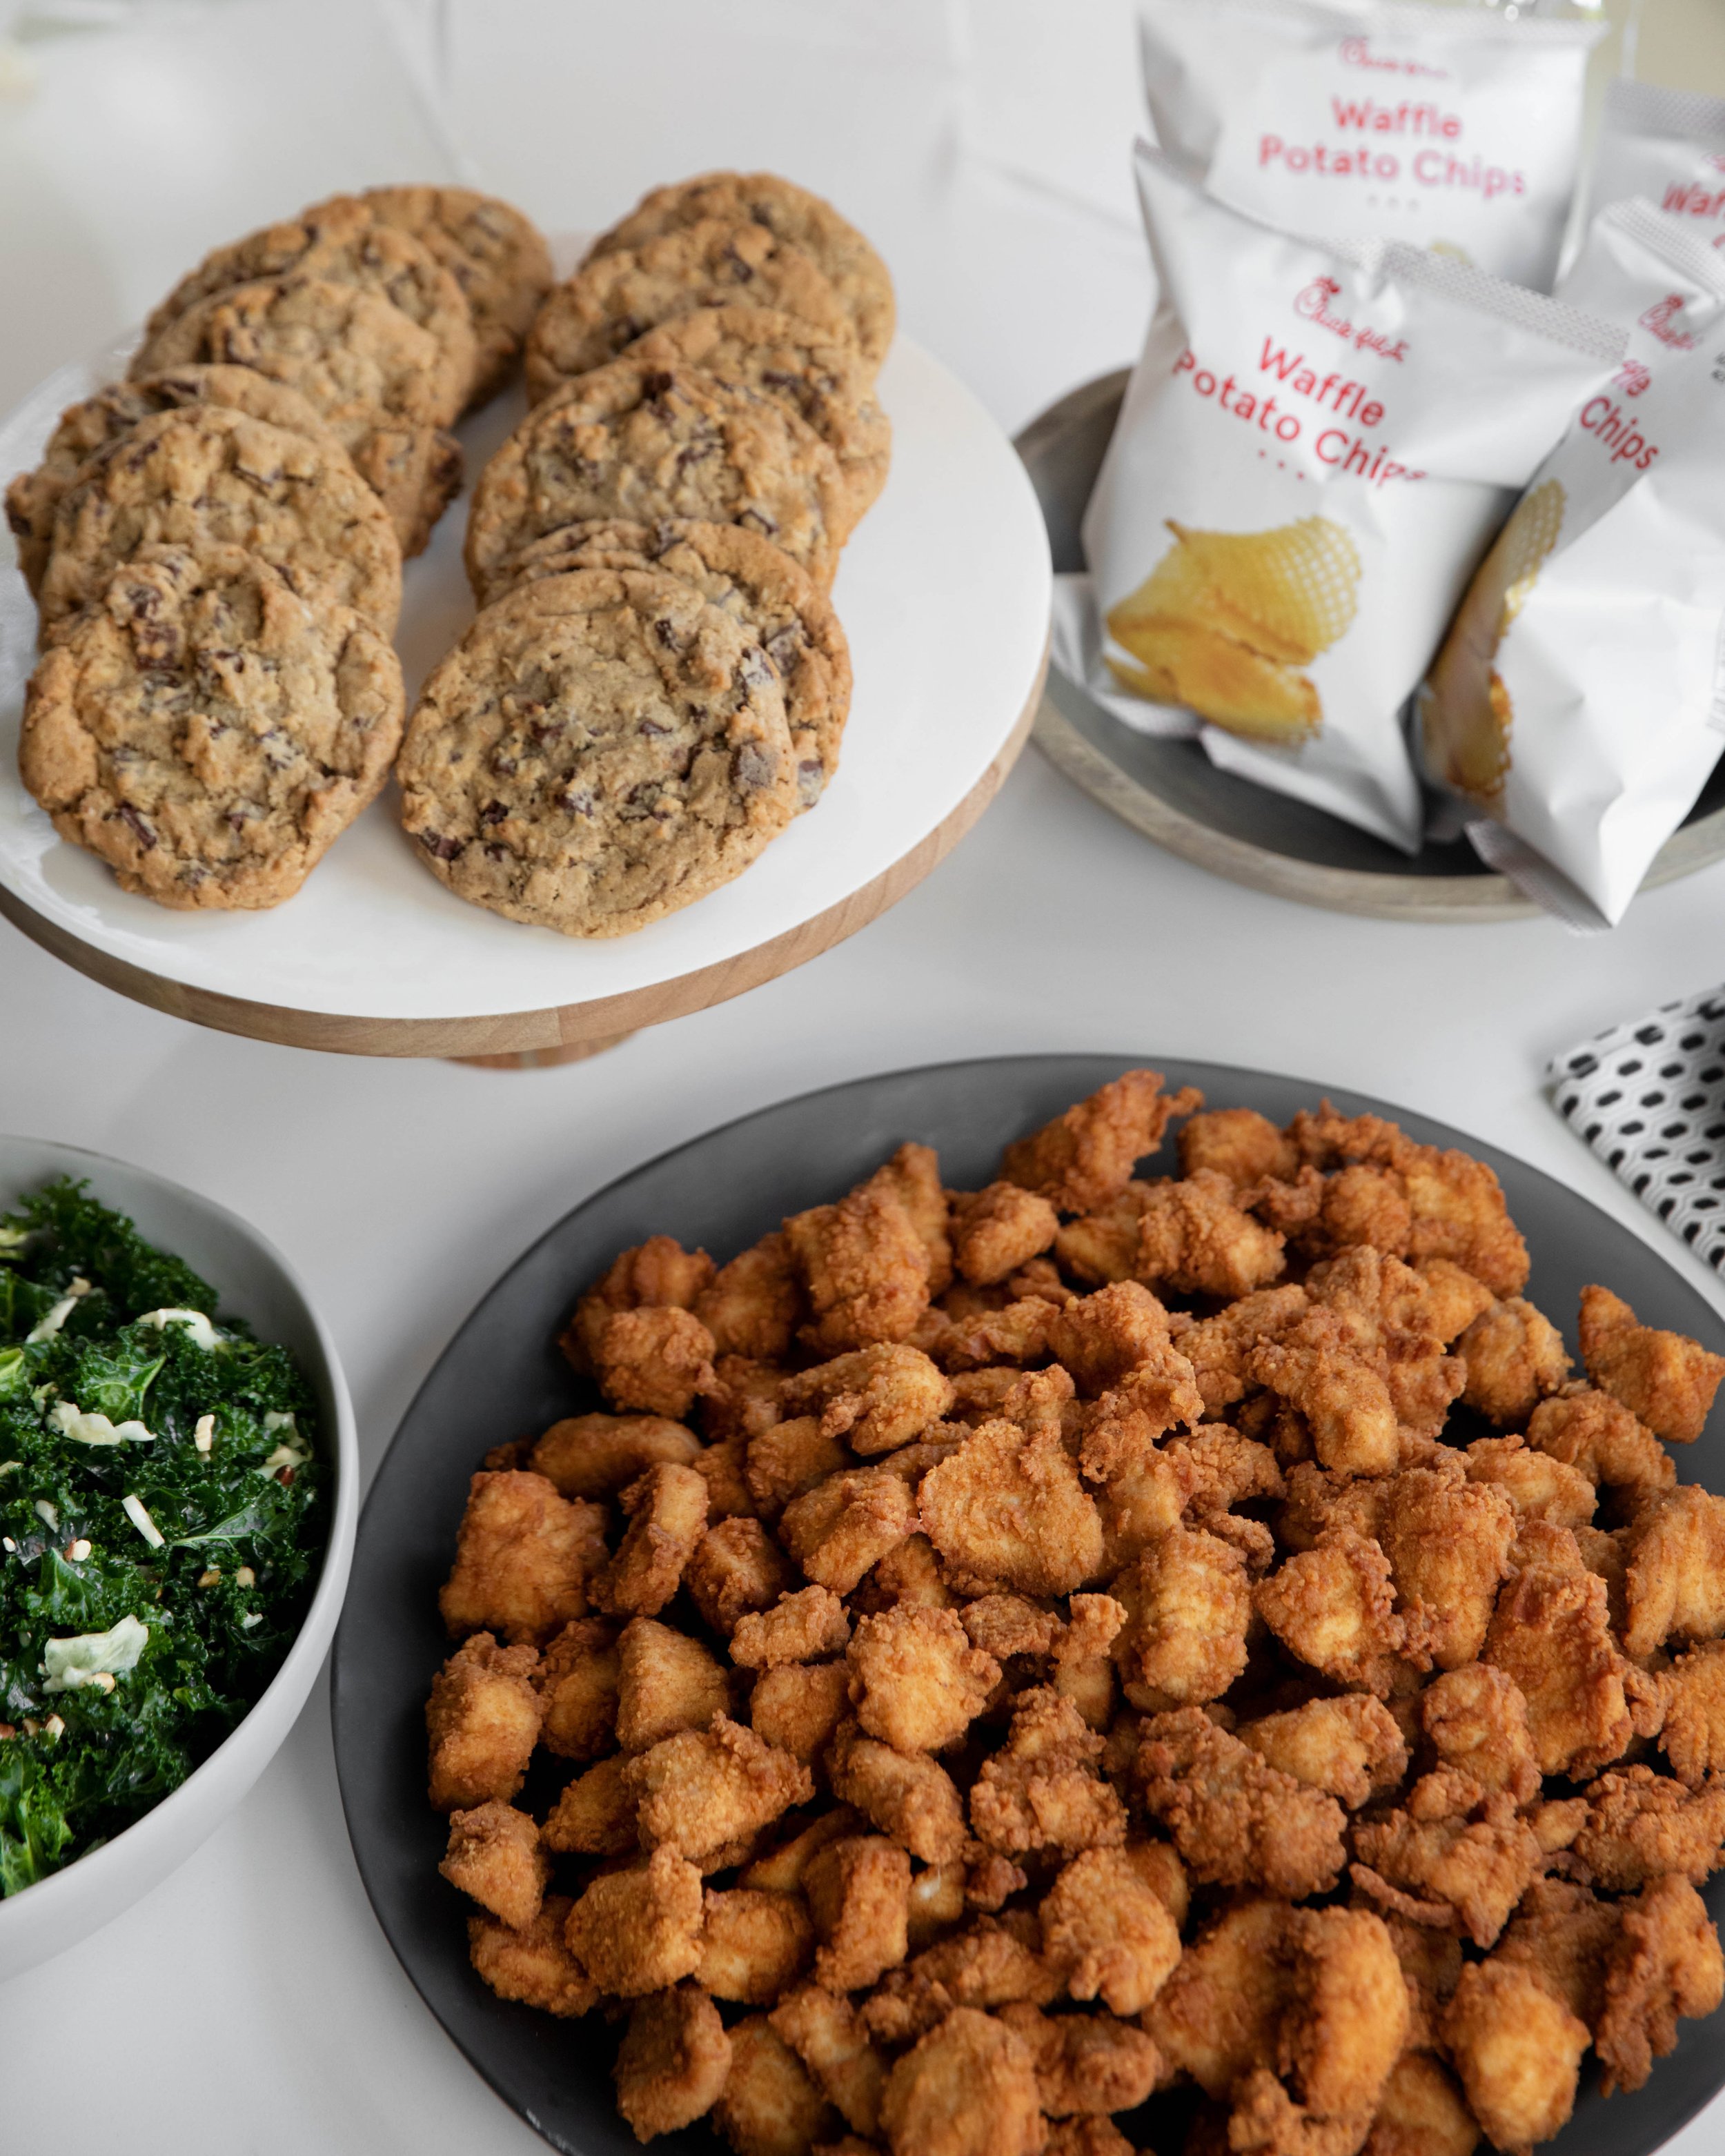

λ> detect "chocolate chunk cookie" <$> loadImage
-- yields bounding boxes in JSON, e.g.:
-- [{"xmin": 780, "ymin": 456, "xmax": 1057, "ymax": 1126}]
[
  {"xmin": 6, "ymin": 366, "xmax": 339, "ymax": 597},
  {"xmin": 466, "ymin": 359, "xmax": 848, "ymax": 600},
  {"xmin": 360, "ymin": 185, "xmax": 553, "ymax": 408},
  {"xmin": 478, "ymin": 516, "xmax": 851, "ymax": 807},
  {"xmin": 39, "ymin": 405, "xmax": 401, "ymax": 640},
  {"xmin": 20, "ymin": 543, "xmax": 404, "ymax": 909},
  {"xmin": 588, "ymin": 171, "xmax": 894, "ymax": 375},
  {"xmin": 128, "ymin": 275, "xmax": 461, "ymax": 556},
  {"xmin": 397, "ymin": 566, "xmax": 799, "ymax": 938},
  {"xmin": 133, "ymin": 195, "xmax": 475, "ymax": 428},
  {"xmin": 624, "ymin": 306, "xmax": 889, "ymax": 528},
  {"xmin": 524, "ymin": 217, "xmax": 855, "ymax": 404}
]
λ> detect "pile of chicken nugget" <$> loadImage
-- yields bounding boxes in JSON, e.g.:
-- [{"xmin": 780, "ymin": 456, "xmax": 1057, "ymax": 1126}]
[{"xmin": 423, "ymin": 1071, "xmax": 1725, "ymax": 2156}]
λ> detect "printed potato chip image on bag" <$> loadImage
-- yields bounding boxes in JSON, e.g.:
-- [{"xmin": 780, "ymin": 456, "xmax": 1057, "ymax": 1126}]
[
  {"xmin": 1077, "ymin": 147, "xmax": 1624, "ymax": 851},
  {"xmin": 1423, "ymin": 200, "xmax": 1725, "ymax": 926},
  {"xmin": 1138, "ymin": 0, "xmax": 1605, "ymax": 290},
  {"xmin": 1585, "ymin": 78, "xmax": 1725, "ymax": 240}
]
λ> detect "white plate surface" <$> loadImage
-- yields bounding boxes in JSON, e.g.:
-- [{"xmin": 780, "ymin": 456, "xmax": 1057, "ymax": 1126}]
[{"xmin": 0, "ymin": 333, "xmax": 1051, "ymax": 1023}]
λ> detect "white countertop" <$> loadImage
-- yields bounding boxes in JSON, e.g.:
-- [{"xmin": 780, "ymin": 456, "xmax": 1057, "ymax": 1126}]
[{"xmin": 4, "ymin": 3, "xmax": 1725, "ymax": 2149}]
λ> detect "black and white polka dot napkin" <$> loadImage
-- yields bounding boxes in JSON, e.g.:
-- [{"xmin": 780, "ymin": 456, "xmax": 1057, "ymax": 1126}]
[{"xmin": 1549, "ymin": 985, "xmax": 1725, "ymax": 1272}]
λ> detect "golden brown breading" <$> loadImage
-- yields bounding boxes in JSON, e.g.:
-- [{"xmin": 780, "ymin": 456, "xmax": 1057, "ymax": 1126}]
[
  {"xmin": 1181, "ymin": 1106, "xmax": 1298, "ymax": 1189},
  {"xmin": 426, "ymin": 1631, "xmax": 542, "ymax": 1809},
  {"xmin": 615, "ymin": 1981, "xmax": 733, "ymax": 2140},
  {"xmin": 971, "ymin": 1686, "xmax": 1127, "ymax": 1857},
  {"xmin": 703, "ymin": 1354, "xmax": 787, "ymax": 1445},
  {"xmin": 714, "ymin": 2015, "xmax": 838, "ymax": 2156},
  {"xmin": 629, "ymin": 1714, "xmax": 814, "ymax": 1864},
  {"xmin": 1167, "ymin": 1424, "xmax": 1286, "ymax": 1519},
  {"xmin": 1658, "ymin": 1639, "xmax": 1725, "ymax": 1786},
  {"xmin": 931, "ymin": 1295, "xmax": 1061, "ymax": 1374},
  {"xmin": 1134, "ymin": 1707, "xmax": 1348, "ymax": 1899},
  {"xmin": 696, "ymin": 1231, "xmax": 802, "ymax": 1363},
  {"xmin": 1491, "ymin": 1876, "xmax": 1617, "ymax": 2034},
  {"xmin": 918, "ymin": 1418, "xmax": 1102, "ymax": 1595},
  {"xmin": 1572, "ymin": 1764, "xmax": 1725, "ymax": 1890},
  {"xmin": 879, "ymin": 2005, "xmax": 1045, "ymax": 2156},
  {"xmin": 591, "ymin": 1459, "xmax": 711, "ymax": 1619},
  {"xmin": 1047, "ymin": 1280, "xmax": 1183, "ymax": 1398},
  {"xmin": 951, "ymin": 1181, "xmax": 1061, "ymax": 1286},
  {"xmin": 616, "ymin": 1616, "xmax": 730, "ymax": 1750},
  {"xmin": 1596, "ymin": 1872, "xmax": 1725, "ymax": 2095},
  {"xmin": 1254, "ymin": 1528, "xmax": 1417, "ymax": 1697},
  {"xmin": 1038, "ymin": 1843, "xmax": 1183, "ymax": 2014},
  {"xmin": 1463, "ymin": 1436, "xmax": 1596, "ymax": 1530},
  {"xmin": 1361, "ymin": 2053, "xmax": 1478, "ymax": 2156},
  {"xmin": 858, "ymin": 1531, "xmax": 954, "ymax": 1612},
  {"xmin": 1441, "ymin": 1958, "xmax": 1588, "ymax": 2155},
  {"xmin": 1250, "ymin": 1312, "xmax": 1400, "ymax": 1478},
  {"xmin": 1457, "ymin": 1298, "xmax": 1572, "ymax": 1430},
  {"xmin": 785, "ymin": 1170, "xmax": 934, "ymax": 1356},
  {"xmin": 1421, "ymin": 1664, "xmax": 1541, "ymax": 1806},
  {"xmin": 751, "ymin": 1660, "xmax": 851, "ymax": 1765},
  {"xmin": 740, "ymin": 1806, "xmax": 862, "ymax": 1892},
  {"xmin": 731, "ymin": 1585, "xmax": 853, "ymax": 1670},
  {"xmin": 535, "ymin": 1615, "xmax": 620, "ymax": 1761},
  {"xmin": 828, "ymin": 1720, "xmax": 967, "ymax": 1863},
  {"xmin": 780, "ymin": 1467, "xmax": 918, "ymax": 1594},
  {"xmin": 563, "ymin": 1235, "xmax": 716, "ymax": 1372},
  {"xmin": 1484, "ymin": 1560, "xmax": 1634, "ymax": 1778},
  {"xmin": 845, "ymin": 1605, "xmax": 1000, "ymax": 1752},
  {"xmin": 745, "ymin": 1416, "xmax": 850, "ymax": 1518},
  {"xmin": 1134, "ymin": 1169, "xmax": 1289, "ymax": 1301},
  {"xmin": 905, "ymin": 1860, "xmax": 969, "ymax": 1950},
  {"xmin": 780, "ymin": 1343, "xmax": 955, "ymax": 1456},
  {"xmin": 1375, "ymin": 1465, "xmax": 1518, "ymax": 1672},
  {"xmin": 1312, "ymin": 1161, "xmax": 1416, "ymax": 1259},
  {"xmin": 1178, "ymin": 1284, "xmax": 1310, "ymax": 1418},
  {"xmin": 1352, "ymin": 1788, "xmax": 1544, "ymax": 1949},
  {"xmin": 805, "ymin": 1833, "xmax": 912, "ymax": 1991},
  {"xmin": 1375, "ymin": 1912, "xmax": 1463, "ymax": 2053},
  {"xmin": 1111, "ymin": 1525, "xmax": 1252, "ymax": 1708},
  {"xmin": 996, "ymin": 1999, "xmax": 1160, "ymax": 2117},
  {"xmin": 530, "ymin": 1411, "xmax": 701, "ymax": 1498},
  {"xmin": 687, "ymin": 1516, "xmax": 798, "ymax": 1636},
  {"xmin": 1249, "ymin": 1905, "xmax": 1410, "ymax": 2152},
  {"xmin": 439, "ymin": 1471, "xmax": 607, "ymax": 1644},
  {"xmin": 1526, "ymin": 1384, "xmax": 1675, "ymax": 1501},
  {"xmin": 961, "ymin": 1592, "xmax": 1058, "ymax": 1662},
  {"xmin": 438, "ymin": 1800, "xmax": 549, "ymax": 1929},
  {"xmin": 542, "ymin": 1752, "xmax": 638, "ymax": 1856},
  {"xmin": 1237, "ymin": 1692, "xmax": 1408, "ymax": 1809},
  {"xmin": 1579, "ymin": 1284, "xmax": 1725, "ymax": 1446},
  {"xmin": 469, "ymin": 1895, "xmax": 596, "ymax": 2018},
  {"xmin": 1054, "ymin": 1185, "xmax": 1155, "ymax": 1289},
  {"xmin": 1412, "ymin": 1258, "xmax": 1499, "ymax": 1345},
  {"xmin": 564, "ymin": 1845, "xmax": 706, "ymax": 1997},
  {"xmin": 1143, "ymin": 1897, "xmax": 1292, "ymax": 2099},
  {"xmin": 698, "ymin": 1888, "xmax": 816, "ymax": 2004},
  {"xmin": 695, "ymin": 1431, "xmax": 760, "ymax": 1522},
  {"xmin": 862, "ymin": 1912, "xmax": 1062, "ymax": 2039},
  {"xmin": 771, "ymin": 1984, "xmax": 888, "ymax": 2137},
  {"xmin": 1621, "ymin": 1485, "xmax": 1725, "ymax": 1656},
  {"xmin": 594, "ymin": 1304, "xmax": 719, "ymax": 1419},
  {"xmin": 1002, "ymin": 1069, "xmax": 1203, "ymax": 1215}
]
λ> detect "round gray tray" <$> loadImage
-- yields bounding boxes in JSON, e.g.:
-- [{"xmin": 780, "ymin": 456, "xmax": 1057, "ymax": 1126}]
[{"xmin": 1017, "ymin": 371, "xmax": 1725, "ymax": 923}]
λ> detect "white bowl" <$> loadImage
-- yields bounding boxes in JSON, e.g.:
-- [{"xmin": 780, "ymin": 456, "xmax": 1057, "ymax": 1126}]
[{"xmin": 0, "ymin": 1135, "xmax": 357, "ymax": 1984}]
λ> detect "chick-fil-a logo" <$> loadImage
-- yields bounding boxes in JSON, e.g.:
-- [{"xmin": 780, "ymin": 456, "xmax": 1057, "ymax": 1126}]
[
  {"xmin": 1639, "ymin": 293, "xmax": 1700, "ymax": 350},
  {"xmin": 1338, "ymin": 35, "xmax": 1447, "ymax": 79},
  {"xmin": 1294, "ymin": 276, "xmax": 1408, "ymax": 362}
]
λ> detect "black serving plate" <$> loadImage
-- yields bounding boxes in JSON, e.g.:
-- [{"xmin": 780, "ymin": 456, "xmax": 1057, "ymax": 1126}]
[{"xmin": 331, "ymin": 1054, "xmax": 1725, "ymax": 2155}]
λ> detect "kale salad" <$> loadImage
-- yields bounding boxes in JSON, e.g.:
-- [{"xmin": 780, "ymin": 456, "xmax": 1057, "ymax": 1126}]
[{"xmin": 0, "ymin": 1177, "xmax": 327, "ymax": 1893}]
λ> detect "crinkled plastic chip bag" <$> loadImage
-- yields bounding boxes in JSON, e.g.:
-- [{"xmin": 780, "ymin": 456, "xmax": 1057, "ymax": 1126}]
[
  {"xmin": 1076, "ymin": 147, "xmax": 1623, "ymax": 852},
  {"xmin": 1586, "ymin": 78, "xmax": 1725, "ymax": 241}
]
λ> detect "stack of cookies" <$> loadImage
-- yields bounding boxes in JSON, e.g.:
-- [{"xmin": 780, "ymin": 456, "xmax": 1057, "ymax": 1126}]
[
  {"xmin": 7, "ymin": 186, "xmax": 552, "ymax": 911},
  {"xmin": 398, "ymin": 172, "xmax": 893, "ymax": 940}
]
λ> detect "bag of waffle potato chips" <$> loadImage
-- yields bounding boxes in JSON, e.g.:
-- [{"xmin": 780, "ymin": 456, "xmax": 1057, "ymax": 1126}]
[
  {"xmin": 1078, "ymin": 147, "xmax": 1623, "ymax": 851},
  {"xmin": 1422, "ymin": 203, "xmax": 1725, "ymax": 926},
  {"xmin": 1138, "ymin": 0, "xmax": 1605, "ymax": 291},
  {"xmin": 1586, "ymin": 77, "xmax": 1725, "ymax": 240}
]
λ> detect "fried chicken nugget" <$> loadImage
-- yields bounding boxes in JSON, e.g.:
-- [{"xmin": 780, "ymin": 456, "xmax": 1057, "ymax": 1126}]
[
  {"xmin": 1621, "ymin": 1485, "xmax": 1725, "ymax": 1656},
  {"xmin": 1048, "ymin": 1280, "xmax": 1187, "ymax": 1398},
  {"xmin": 564, "ymin": 1845, "xmax": 706, "ymax": 1997},
  {"xmin": 1111, "ymin": 1525, "xmax": 1252, "ymax": 1708},
  {"xmin": 562, "ymin": 1235, "xmax": 716, "ymax": 1372},
  {"xmin": 535, "ymin": 1615, "xmax": 620, "ymax": 1761},
  {"xmin": 846, "ymin": 1605, "xmax": 1000, "ymax": 1752},
  {"xmin": 530, "ymin": 1412, "xmax": 701, "ymax": 1498},
  {"xmin": 952, "ymin": 1181, "xmax": 1062, "ymax": 1286},
  {"xmin": 1572, "ymin": 1764, "xmax": 1725, "ymax": 1890},
  {"xmin": 615, "ymin": 1982, "xmax": 733, "ymax": 2140},
  {"xmin": 1526, "ymin": 1386, "xmax": 1675, "ymax": 1501},
  {"xmin": 1042, "ymin": 2120, "xmax": 1134, "ymax": 2156},
  {"xmin": 1144, "ymin": 1897, "xmax": 1290, "ymax": 2097},
  {"xmin": 828, "ymin": 1720, "xmax": 968, "ymax": 1863},
  {"xmin": 731, "ymin": 1585, "xmax": 853, "ymax": 1670},
  {"xmin": 771, "ymin": 1984, "xmax": 889, "ymax": 2137},
  {"xmin": 1456, "ymin": 1300, "xmax": 1572, "ymax": 1430},
  {"xmin": 1596, "ymin": 1873, "xmax": 1725, "ymax": 2095},
  {"xmin": 1134, "ymin": 1707, "xmax": 1347, "ymax": 1899},
  {"xmin": 698, "ymin": 1888, "xmax": 815, "ymax": 2004},
  {"xmin": 1134, "ymin": 1169, "xmax": 1289, "ymax": 1301},
  {"xmin": 1463, "ymin": 1438, "xmax": 1595, "ymax": 1532},
  {"xmin": 805, "ymin": 1833, "xmax": 912, "ymax": 1990},
  {"xmin": 780, "ymin": 1467, "xmax": 918, "ymax": 1594},
  {"xmin": 629, "ymin": 1714, "xmax": 814, "ymax": 1864},
  {"xmin": 918, "ymin": 1419, "xmax": 1103, "ymax": 1596},
  {"xmin": 1421, "ymin": 1665, "xmax": 1541, "ymax": 1807},
  {"xmin": 714, "ymin": 2016, "xmax": 838, "ymax": 2156},
  {"xmin": 1237, "ymin": 1693, "xmax": 1408, "ymax": 1809},
  {"xmin": 1177, "ymin": 1285, "xmax": 1310, "ymax": 1419},
  {"xmin": 1038, "ymin": 1843, "xmax": 1184, "ymax": 2014},
  {"xmin": 1579, "ymin": 1285, "xmax": 1725, "ymax": 1445},
  {"xmin": 879, "ymin": 2006, "xmax": 1045, "ymax": 2156},
  {"xmin": 1002, "ymin": 1069, "xmax": 1203, "ymax": 1215},
  {"xmin": 1492, "ymin": 1875, "xmax": 1618, "ymax": 2033},
  {"xmin": 996, "ymin": 2000, "xmax": 1160, "ymax": 2117},
  {"xmin": 1254, "ymin": 1528, "xmax": 1417, "ymax": 1697},
  {"xmin": 469, "ymin": 1894, "xmax": 596, "ymax": 2017},
  {"xmin": 439, "ymin": 1470, "xmax": 607, "ymax": 1644},
  {"xmin": 1249, "ymin": 1312, "xmax": 1399, "ymax": 1478},
  {"xmin": 616, "ymin": 1616, "xmax": 730, "ymax": 1750},
  {"xmin": 542, "ymin": 1752, "xmax": 638, "ymax": 1856},
  {"xmin": 1657, "ymin": 1640, "xmax": 1725, "ymax": 1785},
  {"xmin": 1484, "ymin": 1561, "xmax": 1633, "ymax": 1778},
  {"xmin": 439, "ymin": 1800, "xmax": 550, "ymax": 1929},
  {"xmin": 785, "ymin": 1167, "xmax": 934, "ymax": 1356},
  {"xmin": 696, "ymin": 1231, "xmax": 802, "ymax": 1362},
  {"xmin": 591, "ymin": 1460, "xmax": 711, "ymax": 1619},
  {"xmin": 594, "ymin": 1305, "xmax": 720, "ymax": 1420},
  {"xmin": 970, "ymin": 1686, "xmax": 1127, "ymax": 1857},
  {"xmin": 1375, "ymin": 1466, "xmax": 1517, "ymax": 1672},
  {"xmin": 1180, "ymin": 1107, "xmax": 1298, "ymax": 1189},
  {"xmin": 426, "ymin": 1631, "xmax": 542, "ymax": 1809},
  {"xmin": 1352, "ymin": 1789, "xmax": 1544, "ymax": 1949},
  {"xmin": 1361, "ymin": 2053, "xmax": 1478, "ymax": 2156},
  {"xmin": 1444, "ymin": 1959, "xmax": 1590, "ymax": 2153},
  {"xmin": 1244, "ymin": 1906, "xmax": 1409, "ymax": 2152},
  {"xmin": 745, "ymin": 1417, "xmax": 851, "ymax": 1518},
  {"xmin": 780, "ymin": 1343, "xmax": 955, "ymax": 1456},
  {"xmin": 751, "ymin": 1661, "xmax": 851, "ymax": 1766},
  {"xmin": 687, "ymin": 1516, "xmax": 797, "ymax": 1636}
]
